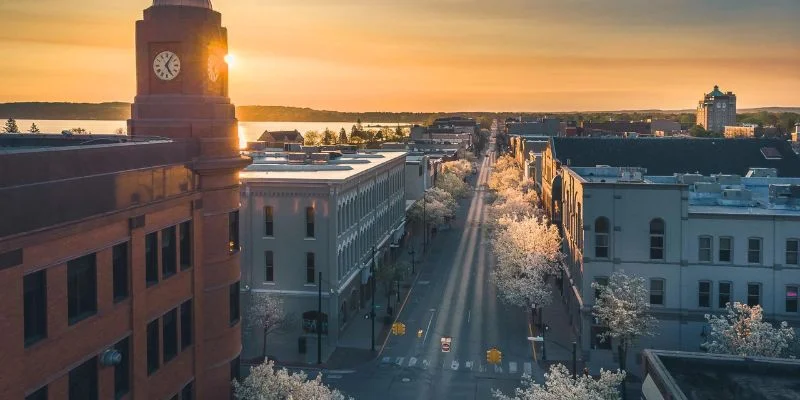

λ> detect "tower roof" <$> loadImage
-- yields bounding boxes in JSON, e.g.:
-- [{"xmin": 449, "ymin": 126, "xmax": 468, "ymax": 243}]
[
  {"xmin": 152, "ymin": 0, "xmax": 212, "ymax": 9},
  {"xmin": 708, "ymin": 85, "xmax": 725, "ymax": 97}
]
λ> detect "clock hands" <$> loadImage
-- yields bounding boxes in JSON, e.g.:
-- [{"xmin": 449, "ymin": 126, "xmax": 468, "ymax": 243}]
[{"xmin": 164, "ymin": 55, "xmax": 173, "ymax": 76}]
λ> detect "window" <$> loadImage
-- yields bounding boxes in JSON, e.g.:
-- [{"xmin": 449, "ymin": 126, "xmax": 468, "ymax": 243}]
[
  {"xmin": 69, "ymin": 357, "xmax": 98, "ymax": 400},
  {"xmin": 747, "ymin": 283, "xmax": 761, "ymax": 307},
  {"xmin": 230, "ymin": 282, "xmax": 240, "ymax": 326},
  {"xmin": 26, "ymin": 387, "xmax": 47, "ymax": 400},
  {"xmin": 719, "ymin": 237, "xmax": 732, "ymax": 263},
  {"xmin": 181, "ymin": 300, "xmax": 193, "ymax": 350},
  {"xmin": 179, "ymin": 221, "xmax": 192, "ymax": 270},
  {"xmin": 68, "ymin": 254, "xmax": 97, "ymax": 325},
  {"xmin": 649, "ymin": 219, "xmax": 665, "ymax": 260},
  {"xmin": 24, "ymin": 271, "xmax": 47, "ymax": 347},
  {"xmin": 163, "ymin": 309, "xmax": 178, "ymax": 363},
  {"xmin": 181, "ymin": 381, "xmax": 194, "ymax": 400},
  {"xmin": 229, "ymin": 210, "xmax": 240, "ymax": 254},
  {"xmin": 306, "ymin": 207, "xmax": 315, "ymax": 238},
  {"xmin": 306, "ymin": 253, "xmax": 316, "ymax": 284},
  {"xmin": 146, "ymin": 232, "xmax": 159, "ymax": 286},
  {"xmin": 113, "ymin": 242, "xmax": 129, "ymax": 302},
  {"xmin": 265, "ymin": 251, "xmax": 274, "ymax": 282},
  {"xmin": 718, "ymin": 282, "xmax": 731, "ymax": 308},
  {"xmin": 698, "ymin": 281, "xmax": 711, "ymax": 308},
  {"xmin": 593, "ymin": 276, "xmax": 608, "ymax": 301},
  {"xmin": 594, "ymin": 217, "xmax": 610, "ymax": 259},
  {"xmin": 649, "ymin": 279, "xmax": 665, "ymax": 306},
  {"xmin": 147, "ymin": 319, "xmax": 160, "ymax": 375},
  {"xmin": 787, "ymin": 239, "xmax": 799, "ymax": 266},
  {"xmin": 698, "ymin": 236, "xmax": 712, "ymax": 263},
  {"xmin": 748, "ymin": 238, "xmax": 762, "ymax": 264},
  {"xmin": 162, "ymin": 226, "xmax": 177, "ymax": 279},
  {"xmin": 114, "ymin": 337, "xmax": 130, "ymax": 400},
  {"xmin": 786, "ymin": 286, "xmax": 799, "ymax": 313},
  {"xmin": 264, "ymin": 206, "xmax": 274, "ymax": 237}
]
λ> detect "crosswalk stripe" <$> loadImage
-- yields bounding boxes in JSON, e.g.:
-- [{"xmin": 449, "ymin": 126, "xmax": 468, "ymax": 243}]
[
  {"xmin": 524, "ymin": 362, "xmax": 532, "ymax": 376},
  {"xmin": 381, "ymin": 357, "xmax": 391, "ymax": 364},
  {"xmin": 396, "ymin": 357, "xmax": 404, "ymax": 366},
  {"xmin": 509, "ymin": 362, "xmax": 518, "ymax": 374},
  {"xmin": 408, "ymin": 357, "xmax": 417, "ymax": 368},
  {"xmin": 422, "ymin": 360, "xmax": 429, "ymax": 370},
  {"xmin": 494, "ymin": 365, "xmax": 503, "ymax": 373},
  {"xmin": 465, "ymin": 361, "xmax": 473, "ymax": 370},
  {"xmin": 451, "ymin": 361, "xmax": 459, "ymax": 370}
]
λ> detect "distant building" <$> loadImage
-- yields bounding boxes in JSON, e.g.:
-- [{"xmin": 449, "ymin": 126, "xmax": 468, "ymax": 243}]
[
  {"xmin": 641, "ymin": 350, "xmax": 800, "ymax": 400},
  {"xmin": 697, "ymin": 85, "xmax": 737, "ymax": 133},
  {"xmin": 724, "ymin": 125, "xmax": 780, "ymax": 139},
  {"xmin": 238, "ymin": 150, "xmax": 407, "ymax": 364},
  {"xmin": 649, "ymin": 119, "xmax": 681, "ymax": 135},
  {"xmin": 257, "ymin": 130, "xmax": 305, "ymax": 148},
  {"xmin": 791, "ymin": 123, "xmax": 800, "ymax": 142},
  {"xmin": 505, "ymin": 117, "xmax": 560, "ymax": 136},
  {"xmin": 580, "ymin": 121, "xmax": 651, "ymax": 136}
]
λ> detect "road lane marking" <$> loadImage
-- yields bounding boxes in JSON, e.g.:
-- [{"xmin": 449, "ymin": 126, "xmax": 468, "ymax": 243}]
[
  {"xmin": 396, "ymin": 357, "xmax": 404, "ymax": 366},
  {"xmin": 422, "ymin": 360, "xmax": 429, "ymax": 370},
  {"xmin": 408, "ymin": 357, "xmax": 417, "ymax": 368},
  {"xmin": 422, "ymin": 309, "xmax": 436, "ymax": 345},
  {"xmin": 467, "ymin": 309, "xmax": 471, "ymax": 324},
  {"xmin": 494, "ymin": 365, "xmax": 503, "ymax": 373},
  {"xmin": 528, "ymin": 322, "xmax": 538, "ymax": 361},
  {"xmin": 509, "ymin": 362, "xmax": 518, "ymax": 374},
  {"xmin": 524, "ymin": 363, "xmax": 532, "ymax": 376},
  {"xmin": 327, "ymin": 375, "xmax": 343, "ymax": 380},
  {"xmin": 381, "ymin": 357, "xmax": 391, "ymax": 364},
  {"xmin": 451, "ymin": 360, "xmax": 459, "ymax": 370}
]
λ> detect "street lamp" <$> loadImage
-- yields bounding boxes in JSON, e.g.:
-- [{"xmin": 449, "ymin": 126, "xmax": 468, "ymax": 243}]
[
  {"xmin": 315, "ymin": 272, "xmax": 337, "ymax": 365},
  {"xmin": 408, "ymin": 247, "xmax": 416, "ymax": 275},
  {"xmin": 371, "ymin": 246, "xmax": 377, "ymax": 352}
]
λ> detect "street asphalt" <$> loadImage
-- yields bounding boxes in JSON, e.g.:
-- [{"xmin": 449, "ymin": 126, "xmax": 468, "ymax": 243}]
[{"xmin": 325, "ymin": 149, "xmax": 544, "ymax": 399}]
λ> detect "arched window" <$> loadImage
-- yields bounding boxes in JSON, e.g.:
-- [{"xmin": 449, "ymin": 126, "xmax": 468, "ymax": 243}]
[
  {"xmin": 650, "ymin": 219, "xmax": 665, "ymax": 260},
  {"xmin": 595, "ymin": 217, "xmax": 610, "ymax": 258}
]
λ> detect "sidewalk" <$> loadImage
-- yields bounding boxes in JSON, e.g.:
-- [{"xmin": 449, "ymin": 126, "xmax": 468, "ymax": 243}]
[{"xmin": 531, "ymin": 281, "xmax": 583, "ymax": 369}]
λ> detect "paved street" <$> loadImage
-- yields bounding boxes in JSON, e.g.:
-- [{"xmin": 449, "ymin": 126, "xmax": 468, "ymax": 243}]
[{"xmin": 326, "ymin": 151, "xmax": 544, "ymax": 399}]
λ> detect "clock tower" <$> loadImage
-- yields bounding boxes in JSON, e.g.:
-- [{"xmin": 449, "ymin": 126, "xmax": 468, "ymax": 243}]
[{"xmin": 129, "ymin": 1, "xmax": 250, "ymax": 398}]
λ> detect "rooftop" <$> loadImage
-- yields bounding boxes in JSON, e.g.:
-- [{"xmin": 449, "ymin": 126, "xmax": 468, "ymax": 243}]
[
  {"xmin": 642, "ymin": 350, "xmax": 800, "ymax": 400},
  {"xmin": 240, "ymin": 150, "xmax": 406, "ymax": 183},
  {"xmin": 551, "ymin": 137, "xmax": 800, "ymax": 177},
  {"xmin": 152, "ymin": 0, "xmax": 212, "ymax": 9},
  {"xmin": 0, "ymin": 133, "xmax": 170, "ymax": 154}
]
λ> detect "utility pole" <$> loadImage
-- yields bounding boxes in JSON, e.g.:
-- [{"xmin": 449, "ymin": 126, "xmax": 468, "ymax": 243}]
[
  {"xmin": 572, "ymin": 342, "xmax": 577, "ymax": 379},
  {"xmin": 408, "ymin": 248, "xmax": 416, "ymax": 274},
  {"xmin": 371, "ymin": 246, "xmax": 376, "ymax": 352},
  {"xmin": 422, "ymin": 191, "xmax": 427, "ymax": 253},
  {"xmin": 317, "ymin": 271, "xmax": 322, "ymax": 365}
]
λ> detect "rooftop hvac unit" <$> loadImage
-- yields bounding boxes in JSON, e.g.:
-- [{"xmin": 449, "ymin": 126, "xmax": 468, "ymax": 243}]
[
  {"xmin": 693, "ymin": 182, "xmax": 722, "ymax": 193},
  {"xmin": 722, "ymin": 189, "xmax": 752, "ymax": 200},
  {"xmin": 746, "ymin": 168, "xmax": 778, "ymax": 178},
  {"xmin": 287, "ymin": 153, "xmax": 307, "ymax": 164},
  {"xmin": 310, "ymin": 153, "xmax": 330, "ymax": 164},
  {"xmin": 284, "ymin": 143, "xmax": 302, "ymax": 152},
  {"xmin": 714, "ymin": 174, "xmax": 742, "ymax": 185},
  {"xmin": 678, "ymin": 174, "xmax": 705, "ymax": 185}
]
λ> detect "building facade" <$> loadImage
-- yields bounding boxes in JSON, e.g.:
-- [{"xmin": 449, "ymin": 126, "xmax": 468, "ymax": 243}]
[
  {"xmin": 238, "ymin": 150, "xmax": 407, "ymax": 364},
  {"xmin": 724, "ymin": 125, "xmax": 780, "ymax": 139},
  {"xmin": 557, "ymin": 166, "xmax": 800, "ymax": 373},
  {"xmin": 697, "ymin": 85, "xmax": 737, "ymax": 133},
  {"xmin": 0, "ymin": 2, "xmax": 250, "ymax": 399}
]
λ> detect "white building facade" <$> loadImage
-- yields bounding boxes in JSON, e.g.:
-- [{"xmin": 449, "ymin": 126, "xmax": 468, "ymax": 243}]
[
  {"xmin": 239, "ymin": 150, "xmax": 407, "ymax": 363},
  {"xmin": 558, "ymin": 166, "xmax": 800, "ymax": 372}
]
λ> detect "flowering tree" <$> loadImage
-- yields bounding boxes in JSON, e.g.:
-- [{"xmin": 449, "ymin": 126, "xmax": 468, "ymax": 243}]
[
  {"xmin": 494, "ymin": 364, "xmax": 625, "ymax": 400},
  {"xmin": 234, "ymin": 360, "xmax": 351, "ymax": 400},
  {"xmin": 703, "ymin": 302, "xmax": 796, "ymax": 358},
  {"xmin": 407, "ymin": 188, "xmax": 457, "ymax": 227},
  {"xmin": 436, "ymin": 171, "xmax": 470, "ymax": 199},
  {"xmin": 490, "ymin": 188, "xmax": 542, "ymax": 223},
  {"xmin": 247, "ymin": 293, "xmax": 292, "ymax": 360},
  {"xmin": 491, "ymin": 215, "xmax": 563, "ymax": 316},
  {"xmin": 592, "ymin": 271, "xmax": 657, "ymax": 377},
  {"xmin": 442, "ymin": 159, "xmax": 473, "ymax": 180}
]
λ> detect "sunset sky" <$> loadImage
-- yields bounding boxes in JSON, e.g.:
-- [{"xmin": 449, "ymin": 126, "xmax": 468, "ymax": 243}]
[{"xmin": 1, "ymin": 0, "xmax": 798, "ymax": 112}]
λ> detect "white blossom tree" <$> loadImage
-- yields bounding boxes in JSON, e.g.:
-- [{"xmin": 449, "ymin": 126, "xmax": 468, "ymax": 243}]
[
  {"xmin": 491, "ymin": 215, "xmax": 563, "ymax": 319},
  {"xmin": 247, "ymin": 293, "xmax": 291, "ymax": 360},
  {"xmin": 494, "ymin": 364, "xmax": 625, "ymax": 400},
  {"xmin": 442, "ymin": 159, "xmax": 473, "ymax": 180},
  {"xmin": 489, "ymin": 188, "xmax": 542, "ymax": 223},
  {"xmin": 407, "ymin": 188, "xmax": 457, "ymax": 227},
  {"xmin": 489, "ymin": 155, "xmax": 522, "ymax": 192},
  {"xmin": 436, "ymin": 171, "xmax": 470, "ymax": 199},
  {"xmin": 591, "ymin": 271, "xmax": 657, "ymax": 380},
  {"xmin": 234, "ymin": 360, "xmax": 351, "ymax": 400},
  {"xmin": 703, "ymin": 302, "xmax": 796, "ymax": 358}
]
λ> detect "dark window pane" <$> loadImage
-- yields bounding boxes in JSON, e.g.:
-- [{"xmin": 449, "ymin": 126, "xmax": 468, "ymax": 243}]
[
  {"xmin": 747, "ymin": 284, "xmax": 760, "ymax": 307},
  {"xmin": 181, "ymin": 381, "xmax": 194, "ymax": 400},
  {"xmin": 147, "ymin": 319, "xmax": 160, "ymax": 375},
  {"xmin": 163, "ymin": 309, "xmax": 178, "ymax": 363},
  {"xmin": 69, "ymin": 357, "xmax": 98, "ymax": 400},
  {"xmin": 786, "ymin": 286, "xmax": 798, "ymax": 313},
  {"xmin": 306, "ymin": 207, "xmax": 315, "ymax": 238},
  {"xmin": 181, "ymin": 300, "xmax": 193, "ymax": 350},
  {"xmin": 26, "ymin": 386, "xmax": 47, "ymax": 400},
  {"xmin": 748, "ymin": 239, "xmax": 761, "ymax": 264},
  {"xmin": 787, "ymin": 240, "xmax": 799, "ymax": 265},
  {"xmin": 68, "ymin": 254, "xmax": 97, "ymax": 325},
  {"xmin": 265, "ymin": 207, "xmax": 274, "ymax": 237},
  {"xmin": 230, "ymin": 282, "xmax": 240, "ymax": 326},
  {"xmin": 162, "ymin": 227, "xmax": 177, "ymax": 279},
  {"xmin": 180, "ymin": 221, "xmax": 192, "ymax": 270},
  {"xmin": 650, "ymin": 219, "xmax": 664, "ymax": 234},
  {"xmin": 229, "ymin": 211, "xmax": 240, "ymax": 254},
  {"xmin": 719, "ymin": 237, "xmax": 732, "ymax": 263},
  {"xmin": 306, "ymin": 253, "xmax": 315, "ymax": 284},
  {"xmin": 719, "ymin": 282, "xmax": 731, "ymax": 308},
  {"xmin": 24, "ymin": 271, "xmax": 47, "ymax": 347},
  {"xmin": 146, "ymin": 232, "xmax": 159, "ymax": 286},
  {"xmin": 650, "ymin": 279, "xmax": 664, "ymax": 305},
  {"xmin": 265, "ymin": 251, "xmax": 274, "ymax": 282},
  {"xmin": 114, "ymin": 337, "xmax": 130, "ymax": 400},
  {"xmin": 113, "ymin": 242, "xmax": 129, "ymax": 302},
  {"xmin": 699, "ymin": 281, "xmax": 711, "ymax": 308}
]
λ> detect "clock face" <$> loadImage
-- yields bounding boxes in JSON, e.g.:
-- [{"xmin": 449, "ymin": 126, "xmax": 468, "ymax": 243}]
[
  {"xmin": 208, "ymin": 55, "xmax": 221, "ymax": 83},
  {"xmin": 153, "ymin": 51, "xmax": 181, "ymax": 81}
]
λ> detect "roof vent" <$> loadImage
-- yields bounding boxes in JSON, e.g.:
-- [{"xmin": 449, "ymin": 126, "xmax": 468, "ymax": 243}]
[
  {"xmin": 714, "ymin": 174, "xmax": 742, "ymax": 185},
  {"xmin": 287, "ymin": 153, "xmax": 307, "ymax": 165},
  {"xmin": 693, "ymin": 182, "xmax": 722, "ymax": 193},
  {"xmin": 678, "ymin": 173, "xmax": 705, "ymax": 185},
  {"xmin": 746, "ymin": 168, "xmax": 778, "ymax": 178},
  {"xmin": 760, "ymin": 147, "xmax": 783, "ymax": 160}
]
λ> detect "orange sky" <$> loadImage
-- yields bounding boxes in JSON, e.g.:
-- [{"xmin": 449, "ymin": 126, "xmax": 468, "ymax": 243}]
[{"xmin": 0, "ymin": 0, "xmax": 798, "ymax": 112}]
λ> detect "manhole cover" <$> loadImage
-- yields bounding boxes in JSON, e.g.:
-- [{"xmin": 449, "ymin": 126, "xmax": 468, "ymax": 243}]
[{"xmin": 401, "ymin": 378, "xmax": 412, "ymax": 383}]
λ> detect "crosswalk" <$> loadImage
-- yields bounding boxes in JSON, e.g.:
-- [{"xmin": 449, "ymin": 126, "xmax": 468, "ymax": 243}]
[{"xmin": 380, "ymin": 356, "xmax": 537, "ymax": 377}]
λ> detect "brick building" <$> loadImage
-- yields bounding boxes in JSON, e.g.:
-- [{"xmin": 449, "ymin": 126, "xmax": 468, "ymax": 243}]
[{"xmin": 0, "ymin": 1, "xmax": 251, "ymax": 399}]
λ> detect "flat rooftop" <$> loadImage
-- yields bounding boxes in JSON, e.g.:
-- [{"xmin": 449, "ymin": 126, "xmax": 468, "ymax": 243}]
[
  {"xmin": 0, "ymin": 133, "xmax": 170, "ymax": 154},
  {"xmin": 643, "ymin": 350, "xmax": 800, "ymax": 400},
  {"xmin": 240, "ymin": 150, "xmax": 406, "ymax": 183}
]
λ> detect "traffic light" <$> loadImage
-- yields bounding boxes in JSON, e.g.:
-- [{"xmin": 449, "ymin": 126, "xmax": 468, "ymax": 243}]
[
  {"xmin": 391, "ymin": 322, "xmax": 406, "ymax": 336},
  {"xmin": 486, "ymin": 347, "xmax": 502, "ymax": 365}
]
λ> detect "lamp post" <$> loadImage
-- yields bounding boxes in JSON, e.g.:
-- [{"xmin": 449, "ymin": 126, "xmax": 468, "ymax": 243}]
[
  {"xmin": 408, "ymin": 247, "xmax": 416, "ymax": 275},
  {"xmin": 422, "ymin": 191, "xmax": 427, "ymax": 253},
  {"xmin": 317, "ymin": 271, "xmax": 322, "ymax": 364},
  {"xmin": 371, "ymin": 246, "xmax": 376, "ymax": 352}
]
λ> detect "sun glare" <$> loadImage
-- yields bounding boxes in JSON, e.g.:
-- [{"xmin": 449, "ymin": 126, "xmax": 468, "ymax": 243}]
[{"xmin": 224, "ymin": 54, "xmax": 236, "ymax": 67}]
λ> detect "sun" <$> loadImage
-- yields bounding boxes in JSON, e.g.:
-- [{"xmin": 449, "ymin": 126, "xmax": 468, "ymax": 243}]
[{"xmin": 224, "ymin": 54, "xmax": 236, "ymax": 67}]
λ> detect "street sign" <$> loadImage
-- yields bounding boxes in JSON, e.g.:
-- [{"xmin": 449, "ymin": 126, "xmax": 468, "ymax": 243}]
[
  {"xmin": 529, "ymin": 336, "xmax": 544, "ymax": 342},
  {"xmin": 440, "ymin": 337, "xmax": 452, "ymax": 352}
]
